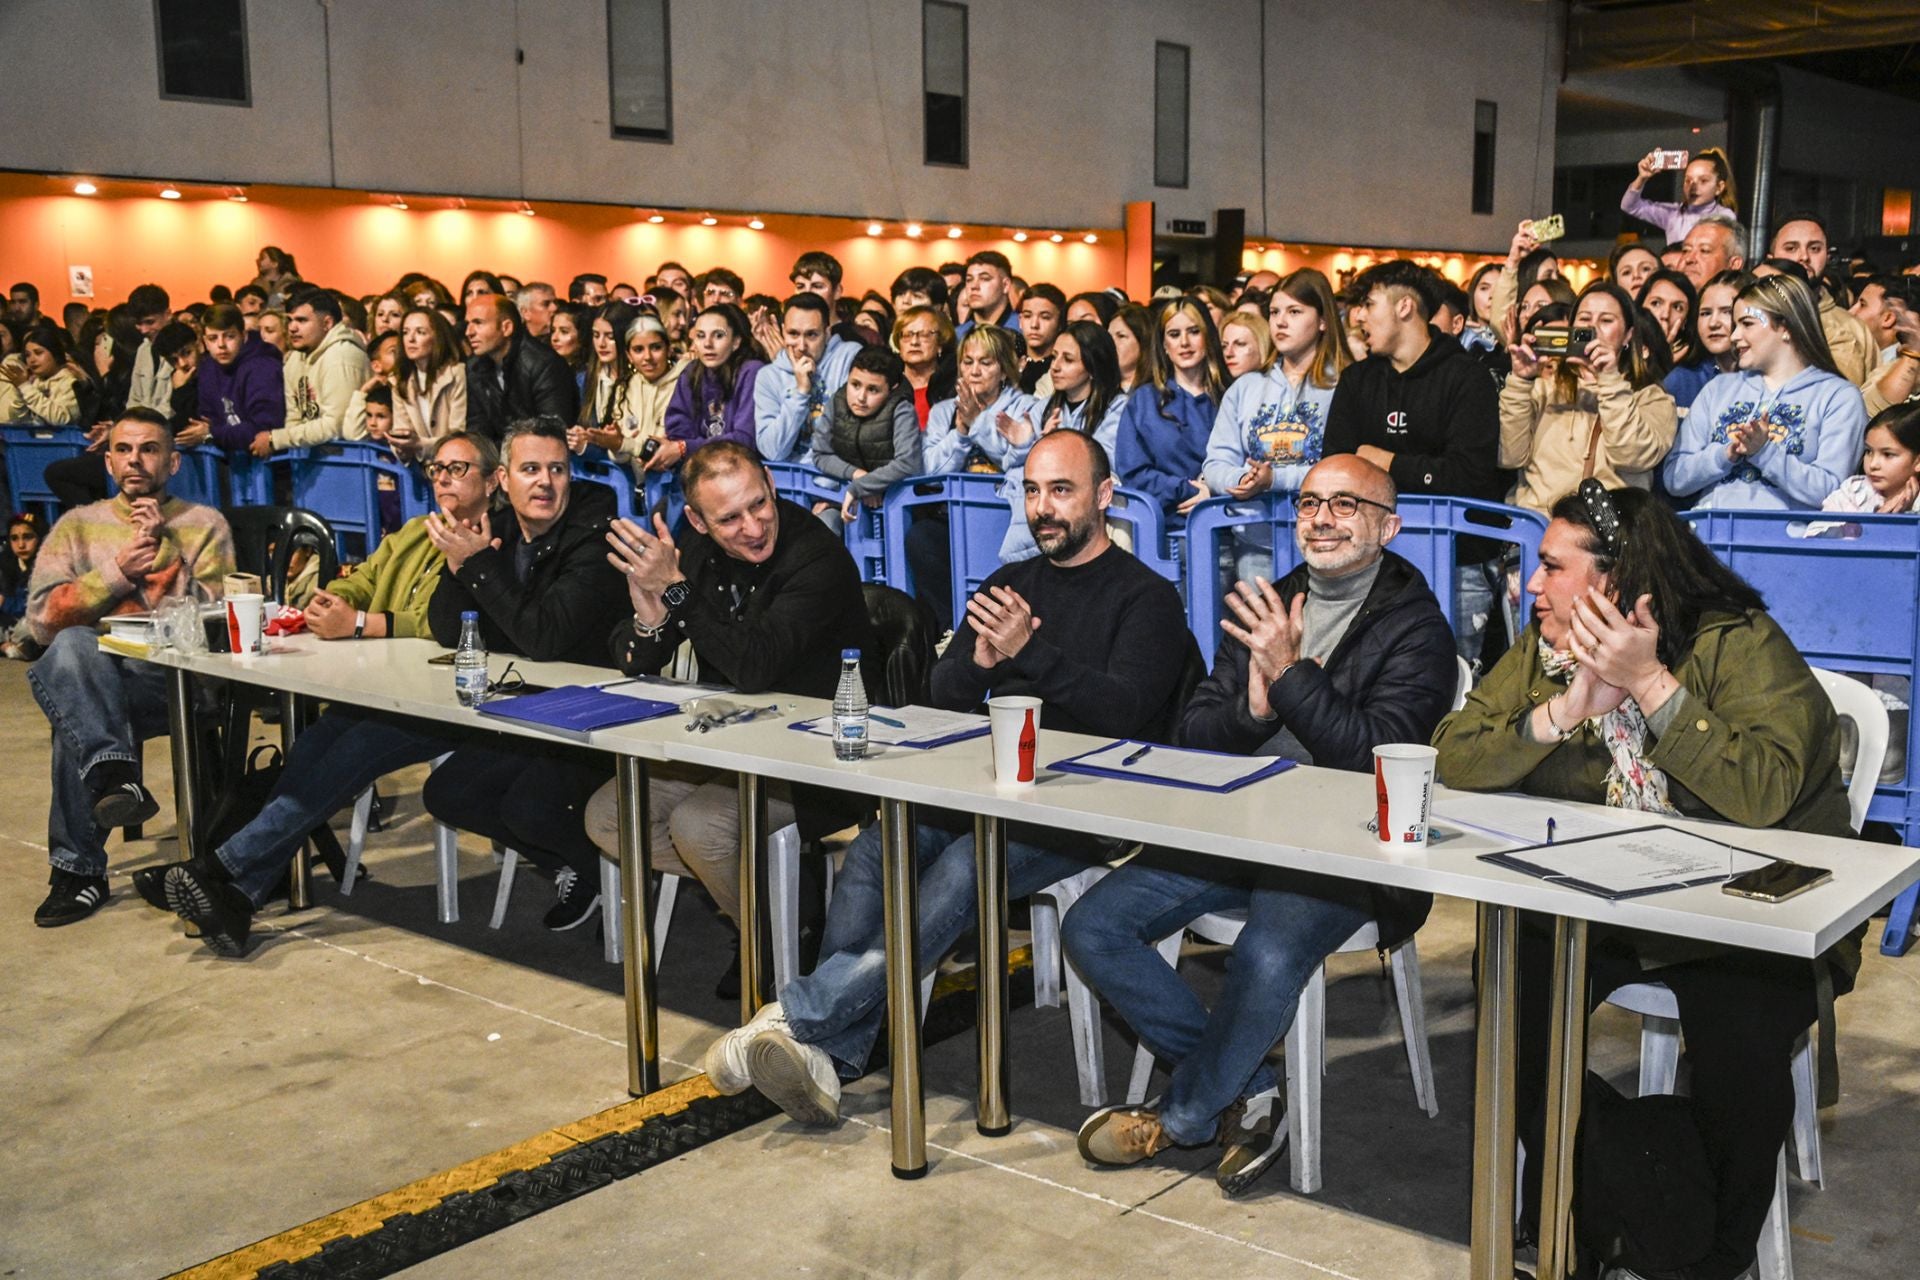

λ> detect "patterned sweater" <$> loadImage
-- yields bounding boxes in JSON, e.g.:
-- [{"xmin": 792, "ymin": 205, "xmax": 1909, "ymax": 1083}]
[{"xmin": 27, "ymin": 494, "xmax": 234, "ymax": 645}]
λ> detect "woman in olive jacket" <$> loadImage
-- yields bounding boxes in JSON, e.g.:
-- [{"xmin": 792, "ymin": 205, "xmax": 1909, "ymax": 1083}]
[{"xmin": 1433, "ymin": 482, "xmax": 1853, "ymax": 1280}]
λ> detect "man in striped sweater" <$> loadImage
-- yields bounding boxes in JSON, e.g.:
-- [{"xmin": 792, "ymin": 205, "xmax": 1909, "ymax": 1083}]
[{"xmin": 26, "ymin": 408, "xmax": 233, "ymax": 926}]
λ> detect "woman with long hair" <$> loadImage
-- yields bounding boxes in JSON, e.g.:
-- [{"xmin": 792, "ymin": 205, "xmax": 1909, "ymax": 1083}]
[
  {"xmin": 1109, "ymin": 303, "xmax": 1153, "ymax": 394},
  {"xmin": 1500, "ymin": 280, "xmax": 1678, "ymax": 513},
  {"xmin": 1435, "ymin": 481, "xmax": 1846, "ymax": 1280},
  {"xmin": 993, "ymin": 320, "xmax": 1127, "ymax": 562},
  {"xmin": 388, "ymin": 307, "xmax": 467, "ymax": 458},
  {"xmin": 1218, "ymin": 310, "xmax": 1275, "ymax": 381},
  {"xmin": 661, "ymin": 302, "xmax": 765, "ymax": 466},
  {"xmin": 1663, "ymin": 273, "xmax": 1868, "ymax": 508},
  {"xmin": 1116, "ymin": 296, "xmax": 1229, "ymax": 515},
  {"xmin": 0, "ymin": 322, "xmax": 88, "ymax": 425},
  {"xmin": 1637, "ymin": 268, "xmax": 1700, "ymax": 368},
  {"xmin": 570, "ymin": 301, "xmax": 639, "ymax": 458},
  {"xmin": 1608, "ymin": 242, "xmax": 1661, "ymax": 298},
  {"xmin": 370, "ymin": 292, "xmax": 409, "ymax": 338},
  {"xmin": 892, "ymin": 305, "xmax": 955, "ymax": 429},
  {"xmin": 615, "ymin": 312, "xmax": 688, "ymax": 474}
]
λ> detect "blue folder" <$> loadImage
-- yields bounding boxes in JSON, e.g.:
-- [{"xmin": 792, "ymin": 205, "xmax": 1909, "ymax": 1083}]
[
  {"xmin": 476, "ymin": 685, "xmax": 678, "ymax": 740},
  {"xmin": 1046, "ymin": 742, "xmax": 1296, "ymax": 793}
]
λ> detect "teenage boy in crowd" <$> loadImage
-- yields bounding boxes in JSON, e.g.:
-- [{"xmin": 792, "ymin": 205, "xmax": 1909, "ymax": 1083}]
[
  {"xmin": 196, "ymin": 302, "xmax": 284, "ymax": 455},
  {"xmin": 264, "ymin": 287, "xmax": 370, "ymax": 455},
  {"xmin": 956, "ymin": 251, "xmax": 1023, "ymax": 340},
  {"xmin": 125, "ymin": 284, "xmax": 176, "ymax": 416},
  {"xmin": 754, "ymin": 292, "xmax": 860, "ymax": 462},
  {"xmin": 1018, "ymin": 283, "xmax": 1067, "ymax": 394}
]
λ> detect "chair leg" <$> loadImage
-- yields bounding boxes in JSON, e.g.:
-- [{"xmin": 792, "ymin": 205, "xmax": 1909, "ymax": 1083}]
[
  {"xmin": 1125, "ymin": 931, "xmax": 1186, "ymax": 1105},
  {"xmin": 767, "ymin": 824, "xmax": 802, "ymax": 993},
  {"xmin": 652, "ymin": 873, "xmax": 680, "ymax": 962},
  {"xmin": 1755, "ymin": 1145, "xmax": 1794, "ymax": 1280},
  {"xmin": 1638, "ymin": 1015, "xmax": 1682, "ymax": 1097},
  {"xmin": 599, "ymin": 858, "xmax": 621, "ymax": 965},
  {"xmin": 432, "ymin": 823, "xmax": 460, "ymax": 924},
  {"xmin": 1389, "ymin": 940, "xmax": 1440, "ymax": 1118},
  {"xmin": 124, "ymin": 738, "xmax": 145, "ymax": 842},
  {"xmin": 1287, "ymin": 962, "xmax": 1328, "ymax": 1194},
  {"xmin": 1063, "ymin": 946, "xmax": 1108, "ymax": 1108},
  {"xmin": 1788, "ymin": 1030, "xmax": 1823, "ymax": 1188},
  {"xmin": 489, "ymin": 846, "xmax": 519, "ymax": 930},
  {"xmin": 341, "ymin": 785, "xmax": 375, "ymax": 897},
  {"xmin": 1030, "ymin": 897, "xmax": 1063, "ymax": 1009}
]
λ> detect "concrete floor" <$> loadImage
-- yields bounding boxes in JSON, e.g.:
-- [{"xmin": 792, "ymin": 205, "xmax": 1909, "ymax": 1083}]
[{"xmin": 1, "ymin": 659, "xmax": 1917, "ymax": 1279}]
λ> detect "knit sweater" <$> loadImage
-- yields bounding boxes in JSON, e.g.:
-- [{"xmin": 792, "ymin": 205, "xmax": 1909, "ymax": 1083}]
[
  {"xmin": 27, "ymin": 494, "xmax": 233, "ymax": 645},
  {"xmin": 319, "ymin": 515, "xmax": 446, "ymax": 638}
]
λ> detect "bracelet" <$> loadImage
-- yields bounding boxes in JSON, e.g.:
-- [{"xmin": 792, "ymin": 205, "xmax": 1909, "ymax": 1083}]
[
  {"xmin": 353, "ymin": 610, "xmax": 367, "ymax": 639},
  {"xmin": 1901, "ymin": 347, "xmax": 1920, "ymax": 364},
  {"xmin": 1542, "ymin": 697, "xmax": 1574, "ymax": 741},
  {"xmin": 632, "ymin": 616, "xmax": 669, "ymax": 640}
]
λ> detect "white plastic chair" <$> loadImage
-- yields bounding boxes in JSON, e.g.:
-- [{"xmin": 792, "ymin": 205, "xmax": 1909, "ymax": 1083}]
[
  {"xmin": 1454, "ymin": 655, "xmax": 1475, "ymax": 712},
  {"xmin": 1600, "ymin": 669, "xmax": 1886, "ymax": 1278},
  {"xmin": 340, "ymin": 753, "xmax": 461, "ymax": 924}
]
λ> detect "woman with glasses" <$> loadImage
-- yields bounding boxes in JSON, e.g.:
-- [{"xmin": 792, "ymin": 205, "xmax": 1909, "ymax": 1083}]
[
  {"xmin": 1662, "ymin": 273, "xmax": 1868, "ymax": 509},
  {"xmin": 892, "ymin": 304, "xmax": 955, "ymax": 429},
  {"xmin": 1435, "ymin": 480, "xmax": 1850, "ymax": 1280}
]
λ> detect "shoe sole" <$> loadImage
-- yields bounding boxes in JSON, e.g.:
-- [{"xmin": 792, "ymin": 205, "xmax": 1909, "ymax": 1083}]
[
  {"xmin": 546, "ymin": 894, "xmax": 603, "ymax": 932},
  {"xmin": 162, "ymin": 866, "xmax": 248, "ymax": 956},
  {"xmin": 747, "ymin": 1036, "xmax": 838, "ymax": 1127},
  {"xmin": 702, "ymin": 1034, "xmax": 755, "ymax": 1096},
  {"xmin": 132, "ymin": 867, "xmax": 176, "ymax": 911},
  {"xmin": 93, "ymin": 790, "xmax": 160, "ymax": 830},
  {"xmin": 1216, "ymin": 1118, "xmax": 1290, "ymax": 1197}
]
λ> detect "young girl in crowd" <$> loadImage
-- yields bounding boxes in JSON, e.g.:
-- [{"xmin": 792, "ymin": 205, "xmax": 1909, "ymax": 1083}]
[
  {"xmin": 1, "ymin": 511, "xmax": 42, "ymax": 634},
  {"xmin": 1663, "ymin": 273, "xmax": 1869, "ymax": 509},
  {"xmin": 1218, "ymin": 311, "xmax": 1274, "ymax": 380},
  {"xmin": 0, "ymin": 323, "xmax": 89, "ymax": 424},
  {"xmin": 1116, "ymin": 296, "xmax": 1227, "ymax": 515},
  {"xmin": 1677, "ymin": 269, "xmax": 1757, "ymax": 413},
  {"xmin": 994, "ymin": 319, "xmax": 1126, "ymax": 561},
  {"xmin": 389, "ymin": 307, "xmax": 466, "ymax": 459},
  {"xmin": 662, "ymin": 302, "xmax": 764, "ymax": 464},
  {"xmin": 1619, "ymin": 145, "xmax": 1739, "ymax": 241},
  {"xmin": 616, "ymin": 313, "xmax": 688, "ymax": 474},
  {"xmin": 1824, "ymin": 402, "xmax": 1920, "ymax": 513},
  {"xmin": 892, "ymin": 305, "xmax": 955, "ymax": 429},
  {"xmin": 548, "ymin": 304, "xmax": 589, "ymax": 401},
  {"xmin": 574, "ymin": 301, "xmax": 639, "ymax": 447},
  {"xmin": 1608, "ymin": 242, "xmax": 1660, "ymax": 297},
  {"xmin": 1500, "ymin": 280, "xmax": 1678, "ymax": 514},
  {"xmin": 1109, "ymin": 303, "xmax": 1152, "ymax": 394}
]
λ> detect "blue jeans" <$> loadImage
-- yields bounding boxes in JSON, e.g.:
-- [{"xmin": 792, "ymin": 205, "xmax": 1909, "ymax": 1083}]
[
  {"xmin": 28, "ymin": 626, "xmax": 172, "ymax": 877},
  {"xmin": 1062, "ymin": 854, "xmax": 1372, "ymax": 1146},
  {"xmin": 780, "ymin": 818, "xmax": 1094, "ymax": 1077},
  {"xmin": 215, "ymin": 709, "xmax": 451, "ymax": 905}
]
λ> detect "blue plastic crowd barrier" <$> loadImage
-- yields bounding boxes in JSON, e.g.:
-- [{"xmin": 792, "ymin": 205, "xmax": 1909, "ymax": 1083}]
[
  {"xmin": 1, "ymin": 425, "xmax": 90, "ymax": 524},
  {"xmin": 881, "ymin": 472, "xmax": 1014, "ymax": 630},
  {"xmin": 571, "ymin": 456, "xmax": 640, "ymax": 523},
  {"xmin": 289, "ymin": 442, "xmax": 426, "ymax": 560}
]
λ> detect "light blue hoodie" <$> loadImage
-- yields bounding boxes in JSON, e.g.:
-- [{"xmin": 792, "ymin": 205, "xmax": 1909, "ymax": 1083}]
[
  {"xmin": 921, "ymin": 384, "xmax": 1042, "ymax": 475},
  {"xmin": 753, "ymin": 334, "xmax": 860, "ymax": 462},
  {"xmin": 1661, "ymin": 366, "xmax": 1868, "ymax": 509},
  {"xmin": 1200, "ymin": 365, "xmax": 1338, "ymax": 496},
  {"xmin": 998, "ymin": 393, "xmax": 1127, "ymax": 562}
]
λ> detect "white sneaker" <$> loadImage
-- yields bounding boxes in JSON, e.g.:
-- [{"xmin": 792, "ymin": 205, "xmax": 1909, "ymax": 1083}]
[
  {"xmin": 703, "ymin": 1001, "xmax": 789, "ymax": 1095},
  {"xmin": 747, "ymin": 1022, "xmax": 842, "ymax": 1126}
]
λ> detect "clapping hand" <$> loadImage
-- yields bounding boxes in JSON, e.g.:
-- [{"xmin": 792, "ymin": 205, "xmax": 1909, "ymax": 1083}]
[
  {"xmin": 1221, "ymin": 578, "xmax": 1305, "ymax": 719},
  {"xmin": 1228, "ymin": 459, "xmax": 1272, "ymax": 500},
  {"xmin": 605, "ymin": 515, "xmax": 683, "ymax": 612},
  {"xmin": 1568, "ymin": 589, "xmax": 1663, "ymax": 704},
  {"xmin": 1176, "ymin": 478, "xmax": 1213, "ymax": 515},
  {"xmin": 1727, "ymin": 417, "xmax": 1769, "ymax": 460},
  {"xmin": 995, "ymin": 411, "xmax": 1035, "ymax": 447},
  {"xmin": 424, "ymin": 507, "xmax": 496, "ymax": 574},
  {"xmin": 966, "ymin": 585, "xmax": 1041, "ymax": 664}
]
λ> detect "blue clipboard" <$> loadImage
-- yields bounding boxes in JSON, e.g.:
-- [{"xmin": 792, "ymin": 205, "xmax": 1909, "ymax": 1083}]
[
  {"xmin": 787, "ymin": 714, "xmax": 990, "ymax": 751},
  {"xmin": 1046, "ymin": 741, "xmax": 1296, "ymax": 793}
]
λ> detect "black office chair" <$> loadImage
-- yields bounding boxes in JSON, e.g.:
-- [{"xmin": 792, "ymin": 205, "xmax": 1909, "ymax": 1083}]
[
  {"xmin": 860, "ymin": 582, "xmax": 939, "ymax": 707},
  {"xmin": 223, "ymin": 506, "xmax": 339, "ymax": 601}
]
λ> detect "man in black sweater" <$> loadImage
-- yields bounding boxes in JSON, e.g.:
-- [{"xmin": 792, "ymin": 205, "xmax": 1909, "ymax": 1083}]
[
  {"xmin": 1062, "ymin": 454, "xmax": 1457, "ymax": 1195},
  {"xmin": 1321, "ymin": 260, "xmax": 1507, "ymax": 666},
  {"xmin": 421, "ymin": 419, "xmax": 630, "ymax": 933},
  {"xmin": 705, "ymin": 429, "xmax": 1197, "ymax": 1127},
  {"xmin": 584, "ymin": 441, "xmax": 870, "ymax": 941}
]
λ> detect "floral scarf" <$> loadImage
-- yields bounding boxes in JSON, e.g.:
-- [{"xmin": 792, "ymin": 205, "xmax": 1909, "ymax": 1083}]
[{"xmin": 1538, "ymin": 640, "xmax": 1681, "ymax": 815}]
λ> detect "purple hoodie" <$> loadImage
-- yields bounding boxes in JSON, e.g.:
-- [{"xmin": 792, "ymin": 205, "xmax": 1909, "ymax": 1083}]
[
  {"xmin": 664, "ymin": 358, "xmax": 765, "ymax": 455},
  {"xmin": 198, "ymin": 333, "xmax": 285, "ymax": 450}
]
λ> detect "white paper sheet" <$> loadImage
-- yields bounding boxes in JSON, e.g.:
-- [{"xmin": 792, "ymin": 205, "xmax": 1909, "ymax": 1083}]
[
  {"xmin": 794, "ymin": 705, "xmax": 989, "ymax": 747},
  {"xmin": 596, "ymin": 677, "xmax": 729, "ymax": 707},
  {"xmin": 1431, "ymin": 794, "xmax": 1646, "ymax": 847},
  {"xmin": 1066, "ymin": 741, "xmax": 1282, "ymax": 789},
  {"xmin": 1506, "ymin": 826, "xmax": 1770, "ymax": 897}
]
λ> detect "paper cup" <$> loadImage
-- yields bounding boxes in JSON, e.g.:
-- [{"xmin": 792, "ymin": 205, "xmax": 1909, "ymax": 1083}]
[
  {"xmin": 986, "ymin": 695, "xmax": 1043, "ymax": 788},
  {"xmin": 223, "ymin": 572, "xmax": 262, "ymax": 597},
  {"xmin": 226, "ymin": 593, "xmax": 265, "ymax": 655},
  {"xmin": 1373, "ymin": 744, "xmax": 1438, "ymax": 850}
]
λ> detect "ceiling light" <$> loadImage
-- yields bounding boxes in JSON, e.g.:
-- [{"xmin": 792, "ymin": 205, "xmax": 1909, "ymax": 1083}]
[
  {"xmin": 519, "ymin": 202, "xmax": 536, "ymax": 216},
  {"xmin": 647, "ymin": 213, "xmax": 665, "ymax": 224},
  {"xmin": 1083, "ymin": 233, "xmax": 1098, "ymax": 244},
  {"xmin": 700, "ymin": 214, "xmax": 718, "ymax": 226},
  {"xmin": 905, "ymin": 223, "xmax": 923, "ymax": 237},
  {"xmin": 1048, "ymin": 233, "xmax": 1064, "ymax": 244},
  {"xmin": 73, "ymin": 181, "xmax": 97, "ymax": 196},
  {"xmin": 747, "ymin": 217, "xmax": 765, "ymax": 230},
  {"xmin": 160, "ymin": 187, "xmax": 182, "ymax": 200},
  {"xmin": 946, "ymin": 226, "xmax": 963, "ymax": 239},
  {"xmin": 866, "ymin": 222, "xmax": 883, "ymax": 236},
  {"xmin": 390, "ymin": 197, "xmax": 408, "ymax": 210},
  {"xmin": 227, "ymin": 188, "xmax": 248, "ymax": 202},
  {"xmin": 1012, "ymin": 231, "xmax": 1028, "ymax": 242}
]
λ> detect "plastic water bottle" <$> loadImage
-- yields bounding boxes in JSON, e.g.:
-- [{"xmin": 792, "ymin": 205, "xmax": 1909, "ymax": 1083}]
[
  {"xmin": 454, "ymin": 611, "xmax": 489, "ymax": 707},
  {"xmin": 831, "ymin": 648, "xmax": 868, "ymax": 761}
]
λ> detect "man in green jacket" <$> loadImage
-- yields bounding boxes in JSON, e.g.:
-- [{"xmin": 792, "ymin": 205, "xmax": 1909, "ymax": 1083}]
[{"xmin": 148, "ymin": 433, "xmax": 501, "ymax": 955}]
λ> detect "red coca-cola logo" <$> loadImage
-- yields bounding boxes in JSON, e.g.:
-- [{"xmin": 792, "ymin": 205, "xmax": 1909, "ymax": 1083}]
[{"xmin": 1017, "ymin": 709, "xmax": 1036, "ymax": 783}]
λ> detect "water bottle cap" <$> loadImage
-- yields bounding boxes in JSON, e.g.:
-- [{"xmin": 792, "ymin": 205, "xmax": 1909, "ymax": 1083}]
[
  {"xmin": 461, "ymin": 611, "xmax": 478, "ymax": 621},
  {"xmin": 841, "ymin": 648, "xmax": 861, "ymax": 661}
]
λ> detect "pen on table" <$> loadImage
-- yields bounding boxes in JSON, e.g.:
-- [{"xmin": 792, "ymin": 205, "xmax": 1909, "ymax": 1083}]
[
  {"xmin": 870, "ymin": 712, "xmax": 906, "ymax": 728},
  {"xmin": 1546, "ymin": 818, "xmax": 1557, "ymax": 846},
  {"xmin": 1121, "ymin": 743, "xmax": 1153, "ymax": 766}
]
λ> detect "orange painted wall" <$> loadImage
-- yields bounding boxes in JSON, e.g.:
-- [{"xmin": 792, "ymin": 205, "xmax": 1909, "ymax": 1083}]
[{"xmin": 0, "ymin": 174, "xmax": 1127, "ymax": 307}]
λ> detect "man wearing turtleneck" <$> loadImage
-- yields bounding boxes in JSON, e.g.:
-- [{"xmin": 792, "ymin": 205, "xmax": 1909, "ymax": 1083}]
[{"xmin": 1062, "ymin": 454, "xmax": 1459, "ymax": 1196}]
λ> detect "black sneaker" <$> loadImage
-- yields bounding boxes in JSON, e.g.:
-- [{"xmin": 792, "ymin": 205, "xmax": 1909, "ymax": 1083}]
[
  {"xmin": 132, "ymin": 863, "xmax": 187, "ymax": 910},
  {"xmin": 543, "ymin": 868, "xmax": 602, "ymax": 931},
  {"xmin": 91, "ymin": 781, "xmax": 160, "ymax": 831},
  {"xmin": 163, "ymin": 859, "xmax": 255, "ymax": 956},
  {"xmin": 35, "ymin": 870, "xmax": 111, "ymax": 927},
  {"xmin": 1215, "ymin": 1092, "xmax": 1288, "ymax": 1197}
]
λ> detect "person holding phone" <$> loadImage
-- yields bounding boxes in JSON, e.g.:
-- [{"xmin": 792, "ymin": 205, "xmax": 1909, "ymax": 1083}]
[
  {"xmin": 1499, "ymin": 280, "xmax": 1678, "ymax": 514},
  {"xmin": 1621, "ymin": 146, "xmax": 1739, "ymax": 243},
  {"xmin": 1433, "ymin": 482, "xmax": 1855, "ymax": 1280}
]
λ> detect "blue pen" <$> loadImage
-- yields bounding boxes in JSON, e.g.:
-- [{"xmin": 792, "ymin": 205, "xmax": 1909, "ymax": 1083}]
[
  {"xmin": 1546, "ymin": 818, "xmax": 1557, "ymax": 845},
  {"xmin": 1121, "ymin": 743, "xmax": 1152, "ymax": 766},
  {"xmin": 870, "ymin": 712, "xmax": 907, "ymax": 729}
]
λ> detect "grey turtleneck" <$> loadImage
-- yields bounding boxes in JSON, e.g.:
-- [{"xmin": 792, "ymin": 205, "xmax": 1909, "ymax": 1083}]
[{"xmin": 1259, "ymin": 556, "xmax": 1383, "ymax": 765}]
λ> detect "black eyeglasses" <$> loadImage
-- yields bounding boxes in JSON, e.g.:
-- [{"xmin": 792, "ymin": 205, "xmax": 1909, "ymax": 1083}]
[
  {"xmin": 423, "ymin": 460, "xmax": 476, "ymax": 480},
  {"xmin": 1578, "ymin": 478, "xmax": 1623, "ymax": 556},
  {"xmin": 486, "ymin": 661, "xmax": 526, "ymax": 697},
  {"xmin": 1297, "ymin": 493, "xmax": 1396, "ymax": 519}
]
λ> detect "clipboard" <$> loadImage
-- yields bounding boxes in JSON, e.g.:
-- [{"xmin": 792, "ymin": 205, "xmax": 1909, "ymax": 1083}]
[{"xmin": 1046, "ymin": 741, "xmax": 1295, "ymax": 793}]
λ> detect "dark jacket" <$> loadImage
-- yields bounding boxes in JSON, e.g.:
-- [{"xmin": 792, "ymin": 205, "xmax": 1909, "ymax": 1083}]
[
  {"xmin": 465, "ymin": 331, "xmax": 580, "ymax": 444},
  {"xmin": 810, "ymin": 383, "xmax": 922, "ymax": 498},
  {"xmin": 1323, "ymin": 327, "xmax": 1504, "ymax": 559},
  {"xmin": 427, "ymin": 481, "xmax": 623, "ymax": 666},
  {"xmin": 197, "ymin": 334, "xmax": 285, "ymax": 450},
  {"xmin": 1180, "ymin": 550, "xmax": 1456, "ymax": 948}
]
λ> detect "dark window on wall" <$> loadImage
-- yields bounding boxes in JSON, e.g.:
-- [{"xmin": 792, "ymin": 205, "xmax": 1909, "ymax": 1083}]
[
  {"xmin": 608, "ymin": 0, "xmax": 673, "ymax": 141},
  {"xmin": 1154, "ymin": 42, "xmax": 1190, "ymax": 189},
  {"xmin": 1472, "ymin": 100, "xmax": 1498, "ymax": 214},
  {"xmin": 923, "ymin": 1, "xmax": 968, "ymax": 167},
  {"xmin": 154, "ymin": 0, "xmax": 250, "ymax": 105}
]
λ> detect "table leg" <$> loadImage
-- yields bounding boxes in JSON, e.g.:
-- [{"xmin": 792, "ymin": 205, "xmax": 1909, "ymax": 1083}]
[
  {"xmin": 736, "ymin": 772, "xmax": 766, "ymax": 1023},
  {"xmin": 974, "ymin": 814, "xmax": 1010, "ymax": 1136},
  {"xmin": 1536, "ymin": 915, "xmax": 1590, "ymax": 1280},
  {"xmin": 615, "ymin": 757, "xmax": 660, "ymax": 1097},
  {"xmin": 278, "ymin": 691, "xmax": 309, "ymax": 910},
  {"xmin": 165, "ymin": 668, "xmax": 201, "ymax": 861},
  {"xmin": 1468, "ymin": 903, "xmax": 1519, "ymax": 1280},
  {"xmin": 881, "ymin": 798, "xmax": 925, "ymax": 1178}
]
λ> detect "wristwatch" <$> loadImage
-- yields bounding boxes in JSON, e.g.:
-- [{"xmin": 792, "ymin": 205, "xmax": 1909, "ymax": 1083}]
[
  {"xmin": 353, "ymin": 610, "xmax": 367, "ymax": 639},
  {"xmin": 661, "ymin": 579, "xmax": 692, "ymax": 613}
]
